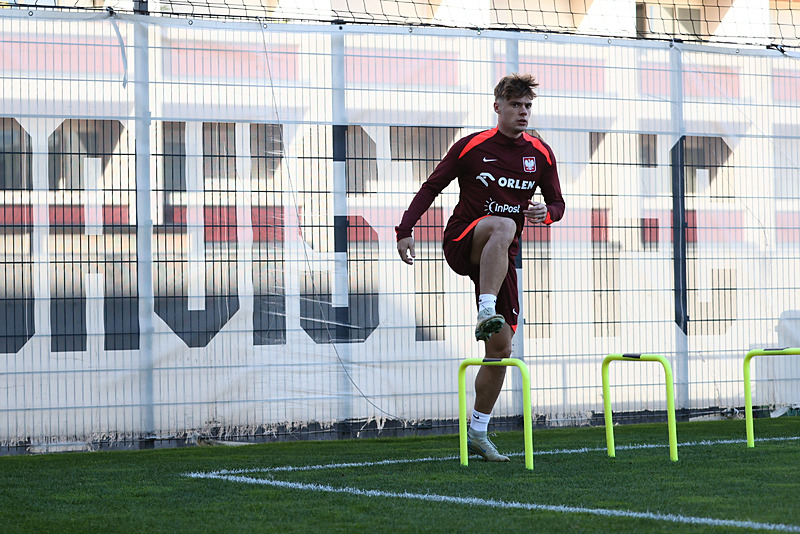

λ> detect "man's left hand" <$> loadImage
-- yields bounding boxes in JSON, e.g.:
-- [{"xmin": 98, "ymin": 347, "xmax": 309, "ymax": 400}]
[{"xmin": 524, "ymin": 201, "xmax": 548, "ymax": 224}]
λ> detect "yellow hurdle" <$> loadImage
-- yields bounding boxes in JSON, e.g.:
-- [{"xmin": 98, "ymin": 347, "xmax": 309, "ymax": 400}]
[
  {"xmin": 602, "ymin": 353, "xmax": 678, "ymax": 462},
  {"xmin": 743, "ymin": 347, "xmax": 800, "ymax": 448},
  {"xmin": 458, "ymin": 358, "xmax": 533, "ymax": 470}
]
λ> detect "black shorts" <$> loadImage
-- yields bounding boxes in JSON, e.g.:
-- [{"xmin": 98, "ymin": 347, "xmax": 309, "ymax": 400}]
[{"xmin": 442, "ymin": 216, "xmax": 519, "ymax": 331}]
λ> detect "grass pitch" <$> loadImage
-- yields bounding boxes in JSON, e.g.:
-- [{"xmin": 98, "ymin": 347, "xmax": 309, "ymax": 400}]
[{"xmin": 2, "ymin": 417, "xmax": 799, "ymax": 533}]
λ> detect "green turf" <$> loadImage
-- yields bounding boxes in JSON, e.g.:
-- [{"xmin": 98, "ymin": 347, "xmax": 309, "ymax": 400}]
[{"xmin": 1, "ymin": 417, "xmax": 799, "ymax": 533}]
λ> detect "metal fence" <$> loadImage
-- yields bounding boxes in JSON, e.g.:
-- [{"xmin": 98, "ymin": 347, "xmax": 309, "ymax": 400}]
[{"xmin": 1, "ymin": 9, "xmax": 799, "ymax": 449}]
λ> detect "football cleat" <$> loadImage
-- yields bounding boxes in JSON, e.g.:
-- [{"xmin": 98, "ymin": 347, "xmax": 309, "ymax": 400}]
[
  {"xmin": 467, "ymin": 427, "xmax": 510, "ymax": 462},
  {"xmin": 475, "ymin": 307, "xmax": 505, "ymax": 341}
]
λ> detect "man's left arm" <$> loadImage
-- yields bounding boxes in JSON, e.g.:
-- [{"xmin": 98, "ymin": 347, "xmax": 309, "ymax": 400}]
[
  {"xmin": 539, "ymin": 158, "xmax": 564, "ymax": 225},
  {"xmin": 524, "ymin": 157, "xmax": 564, "ymax": 225}
]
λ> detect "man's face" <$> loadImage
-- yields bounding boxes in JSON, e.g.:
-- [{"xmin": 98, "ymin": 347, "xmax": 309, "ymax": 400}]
[{"xmin": 494, "ymin": 95, "xmax": 533, "ymax": 138}]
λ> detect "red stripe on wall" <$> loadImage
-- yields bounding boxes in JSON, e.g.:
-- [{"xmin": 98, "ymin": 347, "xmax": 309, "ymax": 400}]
[
  {"xmin": 773, "ymin": 70, "xmax": 800, "ymax": 101},
  {"xmin": 641, "ymin": 217, "xmax": 659, "ymax": 243},
  {"xmin": 0, "ymin": 205, "xmax": 33, "ymax": 225},
  {"xmin": 777, "ymin": 211, "xmax": 800, "ymax": 242},
  {"xmin": 640, "ymin": 63, "xmax": 670, "ymax": 96},
  {"xmin": 169, "ymin": 205, "xmax": 285, "ymax": 242},
  {"xmin": 47, "ymin": 205, "xmax": 130, "ymax": 226},
  {"xmin": 164, "ymin": 44, "xmax": 298, "ymax": 80},
  {"xmin": 203, "ymin": 206, "xmax": 237, "ymax": 242},
  {"xmin": 591, "ymin": 208, "xmax": 609, "ymax": 242},
  {"xmin": 346, "ymin": 215, "xmax": 378, "ymax": 242},
  {"xmin": 522, "ymin": 222, "xmax": 551, "ymax": 242},
  {"xmin": 5, "ymin": 204, "xmax": 758, "ymax": 246},
  {"xmin": 689, "ymin": 210, "xmax": 747, "ymax": 242},
  {"xmin": 345, "ymin": 50, "xmax": 458, "ymax": 85},
  {"xmin": 1, "ymin": 39, "xmax": 124, "ymax": 74},
  {"xmin": 49, "ymin": 206, "xmax": 84, "ymax": 225},
  {"xmin": 684, "ymin": 67, "xmax": 740, "ymax": 98},
  {"xmin": 167, "ymin": 207, "xmax": 375, "ymax": 244},
  {"xmin": 252, "ymin": 206, "xmax": 285, "ymax": 242},
  {"xmin": 640, "ymin": 63, "xmax": 741, "ymax": 98},
  {"xmin": 415, "ymin": 207, "xmax": 445, "ymax": 242},
  {"xmin": 526, "ymin": 208, "xmax": 593, "ymax": 243},
  {"xmin": 1, "ymin": 205, "xmax": 130, "ymax": 227},
  {"xmin": 517, "ymin": 58, "xmax": 606, "ymax": 93},
  {"xmin": 642, "ymin": 209, "xmax": 745, "ymax": 243}
]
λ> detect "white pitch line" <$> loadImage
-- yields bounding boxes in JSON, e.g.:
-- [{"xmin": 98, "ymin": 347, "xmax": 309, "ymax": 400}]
[
  {"xmin": 189, "ymin": 435, "xmax": 800, "ymax": 477},
  {"xmin": 185, "ymin": 471, "xmax": 800, "ymax": 532}
]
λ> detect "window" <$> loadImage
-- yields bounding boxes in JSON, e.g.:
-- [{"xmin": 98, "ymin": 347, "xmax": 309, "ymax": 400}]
[
  {"xmin": 0, "ymin": 118, "xmax": 31, "ymax": 190},
  {"xmin": 203, "ymin": 122, "xmax": 236, "ymax": 182},
  {"xmin": 639, "ymin": 134, "xmax": 657, "ymax": 168},
  {"xmin": 774, "ymin": 137, "xmax": 800, "ymax": 199},
  {"xmin": 48, "ymin": 120, "xmax": 122, "ymax": 191},
  {"xmin": 162, "ymin": 122, "xmax": 186, "ymax": 192}
]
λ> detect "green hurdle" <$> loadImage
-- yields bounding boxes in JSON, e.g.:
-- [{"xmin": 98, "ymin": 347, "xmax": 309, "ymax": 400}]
[
  {"xmin": 743, "ymin": 347, "xmax": 800, "ymax": 448},
  {"xmin": 458, "ymin": 358, "xmax": 533, "ymax": 470},
  {"xmin": 602, "ymin": 353, "xmax": 678, "ymax": 462}
]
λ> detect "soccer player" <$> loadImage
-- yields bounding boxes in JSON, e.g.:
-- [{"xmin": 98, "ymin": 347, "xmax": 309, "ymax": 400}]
[{"xmin": 395, "ymin": 73, "xmax": 565, "ymax": 462}]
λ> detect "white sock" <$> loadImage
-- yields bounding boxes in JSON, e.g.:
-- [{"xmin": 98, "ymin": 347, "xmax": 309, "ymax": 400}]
[
  {"xmin": 478, "ymin": 294, "xmax": 497, "ymax": 312},
  {"xmin": 470, "ymin": 410, "xmax": 491, "ymax": 433}
]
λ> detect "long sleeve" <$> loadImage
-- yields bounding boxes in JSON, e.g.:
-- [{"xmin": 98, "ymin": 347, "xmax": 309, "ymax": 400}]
[
  {"xmin": 395, "ymin": 140, "xmax": 463, "ymax": 240},
  {"xmin": 540, "ymin": 150, "xmax": 565, "ymax": 225}
]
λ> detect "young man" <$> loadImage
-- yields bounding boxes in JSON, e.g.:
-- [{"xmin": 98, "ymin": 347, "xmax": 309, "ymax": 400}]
[{"xmin": 396, "ymin": 73, "xmax": 565, "ymax": 461}]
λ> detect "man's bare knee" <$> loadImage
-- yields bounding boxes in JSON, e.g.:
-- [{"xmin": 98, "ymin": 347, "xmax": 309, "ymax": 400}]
[
  {"xmin": 483, "ymin": 217, "xmax": 515, "ymax": 239},
  {"xmin": 484, "ymin": 324, "xmax": 513, "ymax": 358},
  {"xmin": 471, "ymin": 217, "xmax": 517, "ymax": 264},
  {"xmin": 486, "ymin": 345, "xmax": 512, "ymax": 359}
]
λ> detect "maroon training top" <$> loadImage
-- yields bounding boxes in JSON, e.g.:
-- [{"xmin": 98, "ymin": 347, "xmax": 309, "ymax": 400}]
[{"xmin": 395, "ymin": 127, "xmax": 565, "ymax": 256}]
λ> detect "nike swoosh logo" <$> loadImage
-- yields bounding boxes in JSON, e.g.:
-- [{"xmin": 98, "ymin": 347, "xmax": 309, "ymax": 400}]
[{"xmin": 483, "ymin": 157, "xmax": 497, "ymax": 162}]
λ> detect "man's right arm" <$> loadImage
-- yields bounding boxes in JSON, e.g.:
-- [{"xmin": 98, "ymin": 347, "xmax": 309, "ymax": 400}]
[
  {"xmin": 395, "ymin": 184, "xmax": 438, "ymax": 265},
  {"xmin": 394, "ymin": 139, "xmax": 465, "ymax": 262}
]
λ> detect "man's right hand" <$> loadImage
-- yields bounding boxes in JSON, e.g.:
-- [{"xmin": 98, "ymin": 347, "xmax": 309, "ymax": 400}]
[{"xmin": 397, "ymin": 237, "xmax": 415, "ymax": 265}]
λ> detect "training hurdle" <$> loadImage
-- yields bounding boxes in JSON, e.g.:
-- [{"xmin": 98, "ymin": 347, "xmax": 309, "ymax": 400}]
[
  {"xmin": 458, "ymin": 358, "xmax": 533, "ymax": 470},
  {"xmin": 602, "ymin": 353, "xmax": 678, "ymax": 462},
  {"xmin": 743, "ymin": 347, "xmax": 800, "ymax": 448}
]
